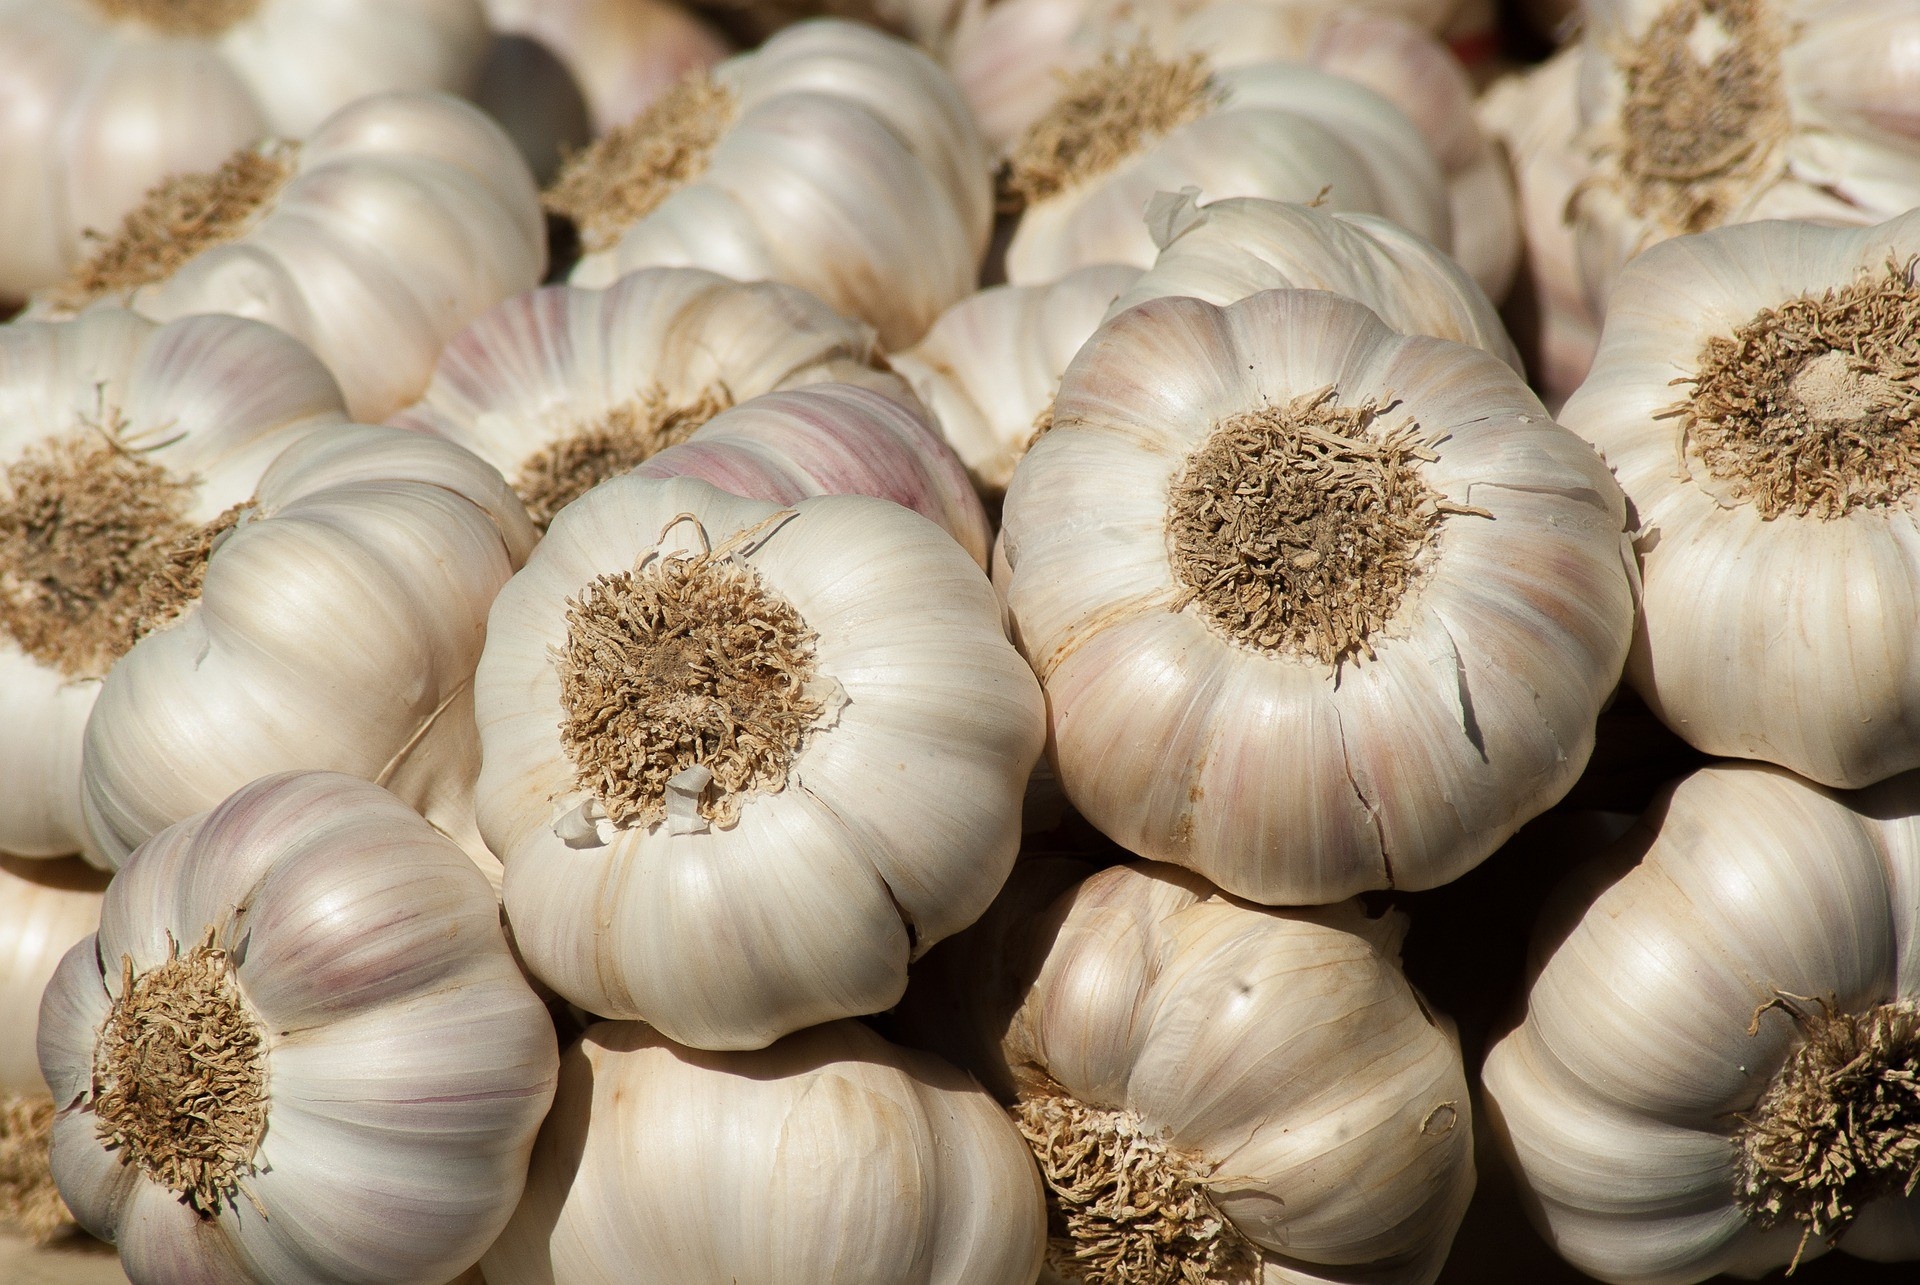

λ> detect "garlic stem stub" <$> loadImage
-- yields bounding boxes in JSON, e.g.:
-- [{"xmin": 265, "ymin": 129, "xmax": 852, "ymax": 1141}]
[
  {"xmin": 477, "ymin": 475, "xmax": 1043, "ymax": 1048},
  {"xmin": 1001, "ymin": 289, "xmax": 1634, "ymax": 903}
]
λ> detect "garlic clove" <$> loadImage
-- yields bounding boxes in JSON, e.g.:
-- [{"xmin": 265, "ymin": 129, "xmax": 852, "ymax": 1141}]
[
  {"xmin": 0, "ymin": 6, "xmax": 96, "ymax": 296},
  {"xmin": 1789, "ymin": 0, "xmax": 1920, "ymax": 141}
]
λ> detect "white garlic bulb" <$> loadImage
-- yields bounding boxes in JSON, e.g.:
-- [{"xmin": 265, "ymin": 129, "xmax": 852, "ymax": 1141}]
[
  {"xmin": 0, "ymin": 0, "xmax": 489, "ymax": 301},
  {"xmin": 1001, "ymin": 289, "xmax": 1633, "ymax": 903},
  {"xmin": 899, "ymin": 859, "xmax": 1475, "ymax": 1285},
  {"xmin": 1570, "ymin": 0, "xmax": 1920, "ymax": 311},
  {"xmin": 477, "ymin": 475, "xmax": 1043, "ymax": 1048},
  {"xmin": 38, "ymin": 771, "xmax": 557, "ymax": 1285},
  {"xmin": 0, "ymin": 308, "xmax": 348, "ymax": 862},
  {"xmin": 1485, "ymin": 762, "xmax": 1920, "ymax": 1281},
  {"xmin": 27, "ymin": 91, "xmax": 544, "ymax": 423},
  {"xmin": 1559, "ymin": 210, "xmax": 1920, "ymax": 789},
  {"xmin": 78, "ymin": 422, "xmax": 537, "ymax": 878},
  {"xmin": 553, "ymin": 18, "xmax": 992, "ymax": 350}
]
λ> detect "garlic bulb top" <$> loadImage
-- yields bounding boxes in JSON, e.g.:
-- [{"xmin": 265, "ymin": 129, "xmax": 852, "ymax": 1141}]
[
  {"xmin": 1571, "ymin": 0, "xmax": 1920, "ymax": 310},
  {"xmin": 27, "ymin": 91, "xmax": 545, "ymax": 423},
  {"xmin": 78, "ymin": 422, "xmax": 536, "ymax": 878},
  {"xmin": 0, "ymin": 0, "xmax": 488, "ymax": 299},
  {"xmin": 477, "ymin": 475, "xmax": 1044, "ymax": 1048},
  {"xmin": 1559, "ymin": 210, "xmax": 1920, "ymax": 789},
  {"xmin": 1001, "ymin": 289, "xmax": 1634, "ymax": 903},
  {"xmin": 484, "ymin": 1019, "xmax": 1046, "ymax": 1285},
  {"xmin": 1485, "ymin": 762, "xmax": 1920, "ymax": 1282},
  {"xmin": 38, "ymin": 770, "xmax": 557, "ymax": 1285},
  {"xmin": 0, "ymin": 308, "xmax": 348, "ymax": 861},
  {"xmin": 551, "ymin": 19, "xmax": 992, "ymax": 350}
]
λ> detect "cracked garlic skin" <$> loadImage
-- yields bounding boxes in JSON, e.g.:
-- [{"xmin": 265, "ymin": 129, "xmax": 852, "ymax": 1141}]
[
  {"xmin": 896, "ymin": 859, "xmax": 1474, "ymax": 1285},
  {"xmin": 476, "ymin": 475, "xmax": 1044, "ymax": 1049},
  {"xmin": 483, "ymin": 1019, "xmax": 1045, "ymax": 1284},
  {"xmin": 36, "ymin": 771, "xmax": 557, "ymax": 1285},
  {"xmin": 0, "ymin": 308, "xmax": 349, "ymax": 863},
  {"xmin": 1561, "ymin": 211, "xmax": 1920, "ymax": 788},
  {"xmin": 1000, "ymin": 289, "xmax": 1634, "ymax": 904},
  {"xmin": 1485, "ymin": 762, "xmax": 1920, "ymax": 1282}
]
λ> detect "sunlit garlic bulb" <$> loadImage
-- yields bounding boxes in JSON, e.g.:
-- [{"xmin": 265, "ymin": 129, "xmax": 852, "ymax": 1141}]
[
  {"xmin": 1001, "ymin": 289, "xmax": 1634, "ymax": 903},
  {"xmin": 0, "ymin": 309, "xmax": 348, "ymax": 862},
  {"xmin": 1570, "ymin": 0, "xmax": 1920, "ymax": 311},
  {"xmin": 548, "ymin": 18, "xmax": 992, "ymax": 350},
  {"xmin": 477, "ymin": 475, "xmax": 1043, "ymax": 1048},
  {"xmin": 1560, "ymin": 210, "xmax": 1920, "ymax": 788},
  {"xmin": 1485, "ymin": 762, "xmax": 1920, "ymax": 1282},
  {"xmin": 38, "ymin": 771, "xmax": 557, "ymax": 1285}
]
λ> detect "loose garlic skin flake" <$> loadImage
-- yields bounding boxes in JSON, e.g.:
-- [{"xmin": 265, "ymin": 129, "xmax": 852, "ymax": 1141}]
[
  {"xmin": 1561, "ymin": 212, "xmax": 1920, "ymax": 789},
  {"xmin": 37, "ymin": 771, "xmax": 558, "ymax": 1285},
  {"xmin": 1485, "ymin": 763, "xmax": 1920, "ymax": 1282},
  {"xmin": 477, "ymin": 476, "xmax": 1043, "ymax": 1049},
  {"xmin": 1002, "ymin": 290, "xmax": 1633, "ymax": 903}
]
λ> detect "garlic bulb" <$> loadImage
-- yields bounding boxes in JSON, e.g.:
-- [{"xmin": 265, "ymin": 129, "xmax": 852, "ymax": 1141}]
[
  {"xmin": 0, "ymin": 308, "xmax": 348, "ymax": 862},
  {"xmin": 482, "ymin": 0, "xmax": 729, "ymax": 137},
  {"xmin": 0, "ymin": 0, "xmax": 489, "ymax": 301},
  {"xmin": 37, "ymin": 771, "xmax": 557, "ymax": 1285},
  {"xmin": 899, "ymin": 859, "xmax": 1474, "ymax": 1285},
  {"xmin": 80, "ymin": 422, "xmax": 537, "ymax": 879},
  {"xmin": 1001, "ymin": 289, "xmax": 1633, "ymax": 903},
  {"xmin": 1559, "ymin": 211, "xmax": 1920, "ymax": 789},
  {"xmin": 27, "ymin": 91, "xmax": 544, "ymax": 423},
  {"xmin": 889, "ymin": 263, "xmax": 1142, "ymax": 500},
  {"xmin": 1002, "ymin": 49, "xmax": 1450, "ymax": 285},
  {"xmin": 1570, "ymin": 0, "xmax": 1920, "ymax": 311},
  {"xmin": 477, "ymin": 475, "xmax": 1043, "ymax": 1048},
  {"xmin": 1484, "ymin": 762, "xmax": 1920, "ymax": 1281},
  {"xmin": 551, "ymin": 19, "xmax": 991, "ymax": 350}
]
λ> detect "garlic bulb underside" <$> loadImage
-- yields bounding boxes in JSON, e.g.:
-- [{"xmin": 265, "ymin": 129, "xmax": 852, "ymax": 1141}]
[
  {"xmin": 1559, "ymin": 211, "xmax": 1920, "ymax": 789},
  {"xmin": 1484, "ymin": 762, "xmax": 1920, "ymax": 1282},
  {"xmin": 889, "ymin": 263, "xmax": 1142, "ymax": 499},
  {"xmin": 37, "ymin": 771, "xmax": 557, "ymax": 1285},
  {"xmin": 1114, "ymin": 191, "xmax": 1521, "ymax": 371},
  {"xmin": 477, "ymin": 476, "xmax": 1044, "ymax": 1048},
  {"xmin": 484, "ymin": 1019, "xmax": 1044, "ymax": 1284},
  {"xmin": 0, "ymin": 309, "xmax": 349, "ymax": 862},
  {"xmin": 1002, "ymin": 53, "xmax": 1451, "ymax": 285},
  {"xmin": 1001, "ymin": 290, "xmax": 1633, "ymax": 903},
  {"xmin": 481, "ymin": 0, "xmax": 729, "ymax": 136},
  {"xmin": 0, "ymin": 0, "xmax": 489, "ymax": 300},
  {"xmin": 902, "ymin": 860, "xmax": 1474, "ymax": 1285},
  {"xmin": 79, "ymin": 422, "xmax": 539, "ymax": 880},
  {"xmin": 28, "ymin": 91, "xmax": 545, "ymax": 423},
  {"xmin": 391, "ymin": 265, "xmax": 916, "ymax": 530},
  {"xmin": 556, "ymin": 19, "xmax": 992, "ymax": 350},
  {"xmin": 1570, "ymin": 0, "xmax": 1920, "ymax": 311},
  {"xmin": 633, "ymin": 384, "xmax": 993, "ymax": 569}
]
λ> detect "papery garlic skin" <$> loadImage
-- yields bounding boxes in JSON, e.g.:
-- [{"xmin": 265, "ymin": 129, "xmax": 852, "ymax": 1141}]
[
  {"xmin": 1485, "ymin": 763, "xmax": 1920, "ymax": 1282},
  {"xmin": 482, "ymin": 0, "xmax": 729, "ymax": 137},
  {"xmin": 478, "ymin": 476, "xmax": 1043, "ymax": 1048},
  {"xmin": 1, "ymin": 858, "xmax": 104, "ymax": 1097},
  {"xmin": 1559, "ymin": 212, "xmax": 1920, "ymax": 789},
  {"xmin": 37, "ymin": 771, "xmax": 557, "ymax": 1285},
  {"xmin": 0, "ymin": 0, "xmax": 487, "ymax": 300},
  {"xmin": 0, "ymin": 309, "xmax": 349, "ymax": 862},
  {"xmin": 565, "ymin": 19, "xmax": 991, "ymax": 350},
  {"xmin": 1002, "ymin": 290, "xmax": 1633, "ymax": 903},
  {"xmin": 79, "ymin": 423, "xmax": 538, "ymax": 881}
]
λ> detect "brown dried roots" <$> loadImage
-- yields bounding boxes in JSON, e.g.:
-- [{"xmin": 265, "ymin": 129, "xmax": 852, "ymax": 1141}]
[
  {"xmin": 1610, "ymin": 0, "xmax": 1788, "ymax": 235},
  {"xmin": 556, "ymin": 535, "xmax": 823, "ymax": 828},
  {"xmin": 46, "ymin": 143, "xmax": 293, "ymax": 313},
  {"xmin": 544, "ymin": 76, "xmax": 736, "ymax": 253},
  {"xmin": 0, "ymin": 1094, "xmax": 74, "ymax": 1242},
  {"xmin": 91, "ymin": 927, "xmax": 267, "ymax": 1219},
  {"xmin": 1676, "ymin": 261, "xmax": 1920, "ymax": 519},
  {"xmin": 1166, "ymin": 387, "xmax": 1477, "ymax": 668},
  {"xmin": 1014, "ymin": 1085, "xmax": 1257, "ymax": 1285},
  {"xmin": 1735, "ymin": 998, "xmax": 1920, "ymax": 1266},
  {"xmin": 87, "ymin": 0, "xmax": 259, "ymax": 37},
  {"xmin": 515, "ymin": 387, "xmax": 734, "ymax": 530},
  {"xmin": 1006, "ymin": 47, "xmax": 1218, "ymax": 207}
]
